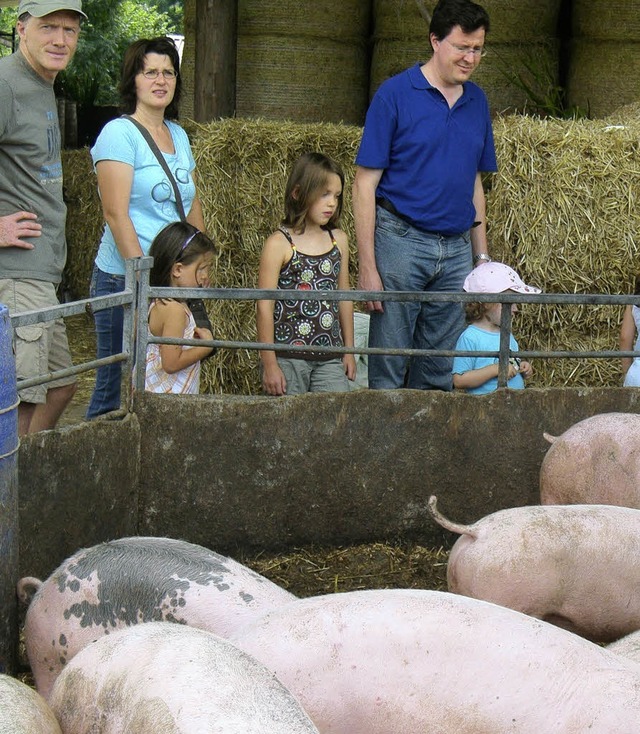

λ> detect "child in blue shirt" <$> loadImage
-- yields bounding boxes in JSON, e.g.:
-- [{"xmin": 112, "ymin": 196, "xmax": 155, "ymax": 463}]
[{"xmin": 453, "ymin": 262, "xmax": 539, "ymax": 394}]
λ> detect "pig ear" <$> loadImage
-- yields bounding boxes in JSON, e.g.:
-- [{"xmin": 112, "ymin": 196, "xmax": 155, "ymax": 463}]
[{"xmin": 543, "ymin": 432, "xmax": 557, "ymax": 444}]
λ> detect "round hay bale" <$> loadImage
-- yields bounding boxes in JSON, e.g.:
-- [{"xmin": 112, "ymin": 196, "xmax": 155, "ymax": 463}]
[
  {"xmin": 572, "ymin": 0, "xmax": 640, "ymax": 41},
  {"xmin": 567, "ymin": 40, "xmax": 640, "ymax": 119},
  {"xmin": 236, "ymin": 0, "xmax": 371, "ymax": 125},
  {"xmin": 236, "ymin": 36, "xmax": 369, "ymax": 125},
  {"xmin": 373, "ymin": 0, "xmax": 561, "ymax": 44},
  {"xmin": 239, "ymin": 0, "xmax": 371, "ymax": 43}
]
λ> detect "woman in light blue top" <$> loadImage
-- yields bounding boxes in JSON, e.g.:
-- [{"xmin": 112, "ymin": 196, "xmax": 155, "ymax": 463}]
[{"xmin": 86, "ymin": 36, "xmax": 205, "ymax": 419}]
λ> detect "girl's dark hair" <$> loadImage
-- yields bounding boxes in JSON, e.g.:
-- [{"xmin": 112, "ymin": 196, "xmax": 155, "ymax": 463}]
[
  {"xmin": 282, "ymin": 152, "xmax": 344, "ymax": 233},
  {"xmin": 119, "ymin": 37, "xmax": 182, "ymax": 118},
  {"xmin": 634, "ymin": 273, "xmax": 640, "ymax": 296},
  {"xmin": 149, "ymin": 221, "xmax": 215, "ymax": 287}
]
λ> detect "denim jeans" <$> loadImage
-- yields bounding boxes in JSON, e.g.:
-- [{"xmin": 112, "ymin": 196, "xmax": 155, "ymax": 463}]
[
  {"xmin": 86, "ymin": 266, "xmax": 126, "ymax": 419},
  {"xmin": 368, "ymin": 206, "xmax": 472, "ymax": 390}
]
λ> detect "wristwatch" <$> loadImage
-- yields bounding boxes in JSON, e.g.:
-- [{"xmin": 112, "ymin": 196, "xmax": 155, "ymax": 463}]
[{"xmin": 473, "ymin": 253, "xmax": 492, "ymax": 265}]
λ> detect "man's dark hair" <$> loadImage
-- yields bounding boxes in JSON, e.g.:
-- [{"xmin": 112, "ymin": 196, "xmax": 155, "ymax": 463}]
[
  {"xmin": 429, "ymin": 0, "xmax": 490, "ymax": 40},
  {"xmin": 119, "ymin": 36, "xmax": 181, "ymax": 118}
]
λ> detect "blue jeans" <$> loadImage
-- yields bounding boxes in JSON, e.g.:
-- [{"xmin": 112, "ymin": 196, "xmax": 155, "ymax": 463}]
[
  {"xmin": 368, "ymin": 206, "xmax": 472, "ymax": 390},
  {"xmin": 86, "ymin": 266, "xmax": 126, "ymax": 419}
]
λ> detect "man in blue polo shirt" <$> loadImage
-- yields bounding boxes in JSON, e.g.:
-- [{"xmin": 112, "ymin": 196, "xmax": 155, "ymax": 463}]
[{"xmin": 353, "ymin": 0, "xmax": 497, "ymax": 390}]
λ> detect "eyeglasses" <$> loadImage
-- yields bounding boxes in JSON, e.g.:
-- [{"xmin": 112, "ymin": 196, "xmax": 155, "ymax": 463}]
[
  {"xmin": 140, "ymin": 69, "xmax": 177, "ymax": 80},
  {"xmin": 443, "ymin": 38, "xmax": 487, "ymax": 58}
]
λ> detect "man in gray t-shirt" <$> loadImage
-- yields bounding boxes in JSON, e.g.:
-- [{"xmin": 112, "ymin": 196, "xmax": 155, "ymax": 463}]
[{"xmin": 0, "ymin": 0, "xmax": 86, "ymax": 435}]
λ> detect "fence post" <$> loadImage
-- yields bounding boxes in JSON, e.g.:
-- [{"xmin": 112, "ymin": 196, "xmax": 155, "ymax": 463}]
[{"xmin": 0, "ymin": 303, "xmax": 19, "ymax": 674}]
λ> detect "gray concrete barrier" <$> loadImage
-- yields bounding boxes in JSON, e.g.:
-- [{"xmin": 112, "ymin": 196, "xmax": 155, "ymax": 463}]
[{"xmin": 17, "ymin": 388, "xmax": 640, "ymax": 579}]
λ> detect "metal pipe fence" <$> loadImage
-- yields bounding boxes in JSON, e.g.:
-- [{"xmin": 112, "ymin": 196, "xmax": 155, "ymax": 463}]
[{"xmin": 8, "ymin": 256, "xmax": 640, "ymax": 405}]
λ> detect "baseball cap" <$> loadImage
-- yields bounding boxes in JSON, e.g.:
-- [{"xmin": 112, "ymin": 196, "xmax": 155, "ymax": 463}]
[
  {"xmin": 463, "ymin": 261, "xmax": 541, "ymax": 294},
  {"xmin": 18, "ymin": 0, "xmax": 87, "ymax": 19}
]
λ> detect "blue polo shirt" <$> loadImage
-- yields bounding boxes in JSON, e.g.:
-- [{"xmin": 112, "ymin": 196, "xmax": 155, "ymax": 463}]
[{"xmin": 356, "ymin": 63, "xmax": 497, "ymax": 235}]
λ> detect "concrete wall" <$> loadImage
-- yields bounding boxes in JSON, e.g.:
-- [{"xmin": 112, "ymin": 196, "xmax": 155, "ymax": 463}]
[{"xmin": 17, "ymin": 389, "xmax": 640, "ymax": 579}]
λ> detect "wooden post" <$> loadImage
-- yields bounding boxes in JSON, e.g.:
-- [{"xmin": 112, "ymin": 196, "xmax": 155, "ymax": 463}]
[{"xmin": 194, "ymin": 0, "xmax": 237, "ymax": 121}]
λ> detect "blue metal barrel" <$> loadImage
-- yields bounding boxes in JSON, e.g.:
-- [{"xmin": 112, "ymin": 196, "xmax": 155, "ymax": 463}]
[{"xmin": 0, "ymin": 303, "xmax": 19, "ymax": 674}]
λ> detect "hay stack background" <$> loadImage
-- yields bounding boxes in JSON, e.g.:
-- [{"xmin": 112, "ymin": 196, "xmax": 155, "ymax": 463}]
[
  {"xmin": 61, "ymin": 150, "xmax": 102, "ymax": 301},
  {"xmin": 61, "ymin": 115, "xmax": 640, "ymax": 393},
  {"xmin": 568, "ymin": 0, "xmax": 640, "ymax": 118},
  {"xmin": 235, "ymin": 0, "xmax": 371, "ymax": 125},
  {"xmin": 488, "ymin": 115, "xmax": 640, "ymax": 388}
]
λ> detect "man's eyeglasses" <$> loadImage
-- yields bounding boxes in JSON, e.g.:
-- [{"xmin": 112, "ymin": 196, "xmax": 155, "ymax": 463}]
[
  {"xmin": 443, "ymin": 38, "xmax": 487, "ymax": 58},
  {"xmin": 141, "ymin": 69, "xmax": 177, "ymax": 80}
]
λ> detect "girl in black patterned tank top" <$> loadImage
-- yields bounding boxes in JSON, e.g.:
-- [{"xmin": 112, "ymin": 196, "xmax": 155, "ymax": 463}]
[{"xmin": 256, "ymin": 152, "xmax": 356, "ymax": 396}]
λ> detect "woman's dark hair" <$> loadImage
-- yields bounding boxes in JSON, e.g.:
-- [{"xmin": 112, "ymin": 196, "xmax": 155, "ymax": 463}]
[
  {"xmin": 119, "ymin": 36, "xmax": 182, "ymax": 118},
  {"xmin": 282, "ymin": 152, "xmax": 344, "ymax": 233},
  {"xmin": 634, "ymin": 273, "xmax": 640, "ymax": 296},
  {"xmin": 429, "ymin": 0, "xmax": 490, "ymax": 41},
  {"xmin": 149, "ymin": 221, "xmax": 215, "ymax": 287}
]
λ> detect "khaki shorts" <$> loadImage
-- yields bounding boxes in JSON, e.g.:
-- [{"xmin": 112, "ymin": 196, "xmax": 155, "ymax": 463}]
[{"xmin": 0, "ymin": 278, "xmax": 76, "ymax": 404}]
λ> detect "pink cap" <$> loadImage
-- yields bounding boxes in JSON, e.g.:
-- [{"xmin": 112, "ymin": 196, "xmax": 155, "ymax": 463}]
[{"xmin": 463, "ymin": 262, "xmax": 541, "ymax": 294}]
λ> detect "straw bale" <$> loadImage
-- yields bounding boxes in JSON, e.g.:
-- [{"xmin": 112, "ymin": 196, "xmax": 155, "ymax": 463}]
[
  {"xmin": 605, "ymin": 101, "xmax": 640, "ymax": 125},
  {"xmin": 373, "ymin": 0, "xmax": 561, "ymax": 43},
  {"xmin": 236, "ymin": 35, "xmax": 369, "ymax": 125},
  {"xmin": 488, "ymin": 114, "xmax": 640, "ymax": 387},
  {"xmin": 61, "ymin": 149, "xmax": 102, "ymax": 299},
  {"xmin": 62, "ymin": 116, "xmax": 640, "ymax": 393},
  {"xmin": 567, "ymin": 40, "xmax": 640, "ymax": 119},
  {"xmin": 572, "ymin": 0, "xmax": 640, "ymax": 41},
  {"xmin": 238, "ymin": 0, "xmax": 371, "ymax": 43}
]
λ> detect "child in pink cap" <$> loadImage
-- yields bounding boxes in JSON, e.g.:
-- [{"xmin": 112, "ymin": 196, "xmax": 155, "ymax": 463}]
[{"xmin": 452, "ymin": 261, "xmax": 540, "ymax": 394}]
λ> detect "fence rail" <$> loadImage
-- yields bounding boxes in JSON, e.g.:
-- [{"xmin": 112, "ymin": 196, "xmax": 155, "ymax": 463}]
[{"xmin": 8, "ymin": 256, "xmax": 640, "ymax": 406}]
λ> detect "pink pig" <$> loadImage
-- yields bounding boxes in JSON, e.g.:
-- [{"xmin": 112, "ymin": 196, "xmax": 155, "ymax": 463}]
[
  {"xmin": 230, "ymin": 588, "xmax": 640, "ymax": 733},
  {"xmin": 0, "ymin": 674, "xmax": 62, "ymax": 734},
  {"xmin": 540, "ymin": 412, "xmax": 640, "ymax": 506},
  {"xmin": 48, "ymin": 623, "xmax": 319, "ymax": 734},
  {"xmin": 428, "ymin": 495, "xmax": 640, "ymax": 642},
  {"xmin": 18, "ymin": 536, "xmax": 295, "ymax": 699}
]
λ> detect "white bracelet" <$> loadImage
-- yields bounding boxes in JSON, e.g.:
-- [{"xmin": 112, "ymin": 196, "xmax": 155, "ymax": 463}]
[{"xmin": 473, "ymin": 253, "xmax": 492, "ymax": 264}]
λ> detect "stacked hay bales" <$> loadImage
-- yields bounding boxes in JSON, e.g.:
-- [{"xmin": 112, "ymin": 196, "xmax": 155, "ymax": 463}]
[
  {"xmin": 61, "ymin": 149, "xmax": 102, "ymax": 300},
  {"xmin": 568, "ymin": 0, "xmax": 640, "ymax": 118},
  {"xmin": 235, "ymin": 0, "xmax": 371, "ymax": 124},
  {"xmin": 370, "ymin": 0, "xmax": 561, "ymax": 115},
  {"xmin": 61, "ymin": 116, "xmax": 640, "ymax": 393},
  {"xmin": 489, "ymin": 115, "xmax": 640, "ymax": 388}
]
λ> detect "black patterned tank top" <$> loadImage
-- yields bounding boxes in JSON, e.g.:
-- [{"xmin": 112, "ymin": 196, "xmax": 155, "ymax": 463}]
[{"xmin": 273, "ymin": 226, "xmax": 343, "ymax": 361}]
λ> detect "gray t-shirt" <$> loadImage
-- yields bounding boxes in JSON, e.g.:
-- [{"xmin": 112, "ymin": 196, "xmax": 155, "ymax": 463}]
[{"xmin": 0, "ymin": 51, "xmax": 66, "ymax": 283}]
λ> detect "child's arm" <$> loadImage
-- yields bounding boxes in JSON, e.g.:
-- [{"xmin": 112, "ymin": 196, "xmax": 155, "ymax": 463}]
[
  {"xmin": 620, "ymin": 305, "xmax": 636, "ymax": 379},
  {"xmin": 149, "ymin": 300, "xmax": 213, "ymax": 374},
  {"xmin": 256, "ymin": 232, "xmax": 289, "ymax": 395},
  {"xmin": 336, "ymin": 230, "xmax": 357, "ymax": 381},
  {"xmin": 453, "ymin": 362, "xmax": 518, "ymax": 390}
]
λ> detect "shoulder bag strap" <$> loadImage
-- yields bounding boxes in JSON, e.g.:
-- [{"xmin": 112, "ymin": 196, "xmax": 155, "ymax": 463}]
[{"xmin": 122, "ymin": 114, "xmax": 187, "ymax": 222}]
